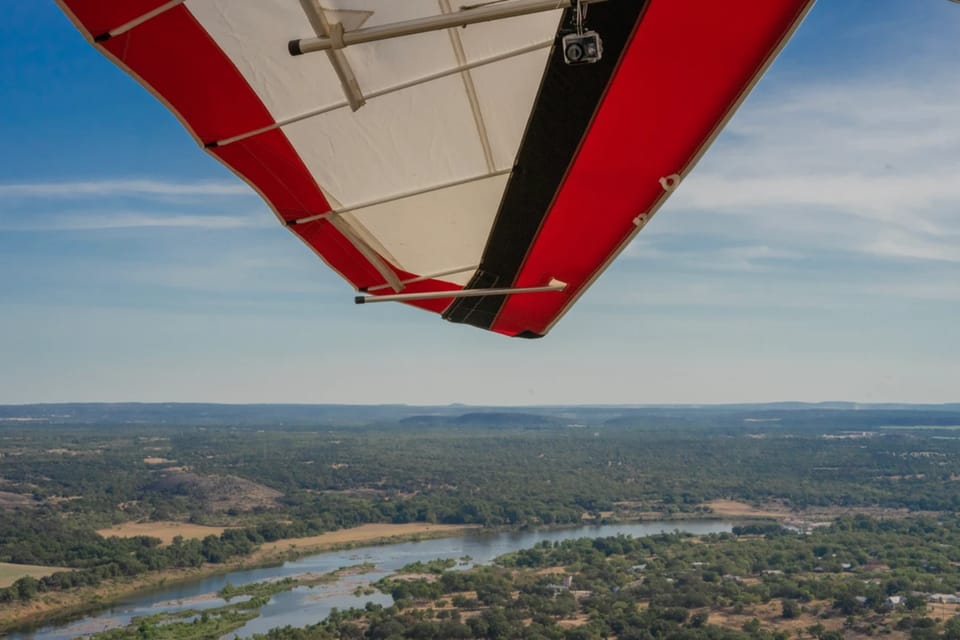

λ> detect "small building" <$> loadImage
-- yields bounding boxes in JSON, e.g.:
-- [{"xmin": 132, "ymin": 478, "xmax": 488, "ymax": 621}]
[{"xmin": 928, "ymin": 594, "xmax": 960, "ymax": 604}]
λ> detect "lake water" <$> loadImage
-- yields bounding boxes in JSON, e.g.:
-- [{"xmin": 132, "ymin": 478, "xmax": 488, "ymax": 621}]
[{"xmin": 10, "ymin": 520, "xmax": 733, "ymax": 639}]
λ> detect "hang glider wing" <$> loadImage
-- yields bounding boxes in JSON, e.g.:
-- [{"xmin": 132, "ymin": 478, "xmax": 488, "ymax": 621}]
[{"xmin": 56, "ymin": 0, "xmax": 815, "ymax": 337}]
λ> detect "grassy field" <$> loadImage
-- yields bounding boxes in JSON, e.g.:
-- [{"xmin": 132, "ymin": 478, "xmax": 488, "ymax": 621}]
[
  {"xmin": 0, "ymin": 562, "xmax": 71, "ymax": 588},
  {"xmin": 705, "ymin": 499, "xmax": 789, "ymax": 519},
  {"xmin": 256, "ymin": 522, "xmax": 479, "ymax": 555},
  {"xmin": 96, "ymin": 521, "xmax": 229, "ymax": 544}
]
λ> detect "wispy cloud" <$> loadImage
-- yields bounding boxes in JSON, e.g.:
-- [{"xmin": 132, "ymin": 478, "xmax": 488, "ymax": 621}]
[
  {"xmin": 624, "ymin": 238, "xmax": 801, "ymax": 272},
  {"xmin": 662, "ymin": 64, "xmax": 960, "ymax": 265},
  {"xmin": 0, "ymin": 179, "xmax": 251, "ymax": 198},
  {"xmin": 864, "ymin": 229, "xmax": 960, "ymax": 263},
  {"xmin": 0, "ymin": 212, "xmax": 271, "ymax": 232}
]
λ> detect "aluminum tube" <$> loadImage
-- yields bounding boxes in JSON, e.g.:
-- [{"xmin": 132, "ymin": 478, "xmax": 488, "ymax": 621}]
[
  {"xmin": 356, "ymin": 281, "xmax": 566, "ymax": 304},
  {"xmin": 291, "ymin": 0, "xmax": 608, "ymax": 55}
]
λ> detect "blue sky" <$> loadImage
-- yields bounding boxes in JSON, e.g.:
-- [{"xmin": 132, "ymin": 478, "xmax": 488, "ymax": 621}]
[{"xmin": 1, "ymin": 2, "xmax": 959, "ymax": 404}]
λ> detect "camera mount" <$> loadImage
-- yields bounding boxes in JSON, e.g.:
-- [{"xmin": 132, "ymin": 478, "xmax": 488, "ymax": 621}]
[{"xmin": 562, "ymin": 0, "xmax": 603, "ymax": 65}]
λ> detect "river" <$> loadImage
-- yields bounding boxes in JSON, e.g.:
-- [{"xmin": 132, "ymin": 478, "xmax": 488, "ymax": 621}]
[{"xmin": 10, "ymin": 520, "xmax": 734, "ymax": 639}]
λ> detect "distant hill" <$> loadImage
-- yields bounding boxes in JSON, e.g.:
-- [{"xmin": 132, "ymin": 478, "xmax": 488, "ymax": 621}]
[
  {"xmin": 1, "ymin": 402, "xmax": 959, "ymax": 430},
  {"xmin": 400, "ymin": 412, "xmax": 563, "ymax": 427}
]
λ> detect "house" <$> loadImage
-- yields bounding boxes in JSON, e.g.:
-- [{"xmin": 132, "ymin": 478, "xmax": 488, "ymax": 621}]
[{"xmin": 928, "ymin": 594, "xmax": 960, "ymax": 604}]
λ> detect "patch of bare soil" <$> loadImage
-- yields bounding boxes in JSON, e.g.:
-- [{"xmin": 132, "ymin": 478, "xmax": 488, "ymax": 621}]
[
  {"xmin": 0, "ymin": 490, "xmax": 33, "ymax": 510},
  {"xmin": 557, "ymin": 614, "xmax": 590, "ymax": 628},
  {"xmin": 705, "ymin": 599, "xmax": 914, "ymax": 639},
  {"xmin": 708, "ymin": 600, "xmax": 844, "ymax": 633},
  {"xmin": 391, "ymin": 573, "xmax": 441, "ymax": 582}
]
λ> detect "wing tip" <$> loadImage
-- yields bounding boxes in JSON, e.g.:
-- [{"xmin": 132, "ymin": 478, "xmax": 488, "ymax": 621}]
[{"xmin": 513, "ymin": 330, "xmax": 545, "ymax": 340}]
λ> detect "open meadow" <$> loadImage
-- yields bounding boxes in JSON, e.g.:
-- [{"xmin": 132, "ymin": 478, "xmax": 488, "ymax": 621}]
[{"xmin": 0, "ymin": 562, "xmax": 70, "ymax": 589}]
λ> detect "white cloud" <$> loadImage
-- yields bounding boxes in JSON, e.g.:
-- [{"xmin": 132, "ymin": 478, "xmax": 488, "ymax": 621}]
[
  {"xmin": 624, "ymin": 238, "xmax": 801, "ymax": 272},
  {"xmin": 0, "ymin": 212, "xmax": 271, "ymax": 231},
  {"xmin": 0, "ymin": 179, "xmax": 251, "ymax": 198},
  {"xmin": 657, "ymin": 64, "xmax": 960, "ymax": 266}
]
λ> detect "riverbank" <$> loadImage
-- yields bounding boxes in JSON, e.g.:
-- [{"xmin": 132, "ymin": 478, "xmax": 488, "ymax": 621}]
[
  {"xmin": 0, "ymin": 522, "xmax": 476, "ymax": 634},
  {"xmin": 0, "ymin": 505, "xmax": 804, "ymax": 634}
]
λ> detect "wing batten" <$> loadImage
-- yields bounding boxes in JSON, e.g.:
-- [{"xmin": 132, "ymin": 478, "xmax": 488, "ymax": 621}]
[
  {"xmin": 57, "ymin": 0, "xmax": 177, "ymax": 40},
  {"xmin": 290, "ymin": 169, "xmax": 512, "ymax": 227},
  {"xmin": 208, "ymin": 40, "xmax": 554, "ymax": 149}
]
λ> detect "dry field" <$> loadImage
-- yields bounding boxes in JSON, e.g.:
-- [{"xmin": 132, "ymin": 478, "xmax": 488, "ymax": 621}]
[
  {"xmin": 706, "ymin": 600, "xmax": 846, "ymax": 636},
  {"xmin": 0, "ymin": 562, "xmax": 71, "ymax": 588},
  {"xmin": 703, "ymin": 599, "xmax": 927, "ymax": 640},
  {"xmin": 257, "ymin": 523, "xmax": 479, "ymax": 555},
  {"xmin": 705, "ymin": 499, "xmax": 790, "ymax": 519},
  {"xmin": 96, "ymin": 521, "xmax": 228, "ymax": 544}
]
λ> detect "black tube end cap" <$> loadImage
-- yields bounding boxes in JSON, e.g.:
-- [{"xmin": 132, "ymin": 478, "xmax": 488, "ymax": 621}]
[{"xmin": 514, "ymin": 330, "xmax": 545, "ymax": 340}]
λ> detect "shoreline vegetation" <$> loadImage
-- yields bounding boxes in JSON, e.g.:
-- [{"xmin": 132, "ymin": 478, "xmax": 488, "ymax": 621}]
[
  {"xmin": 14, "ymin": 509, "xmax": 955, "ymax": 640},
  {"xmin": 0, "ymin": 522, "xmax": 476, "ymax": 634},
  {"xmin": 0, "ymin": 507, "xmax": 779, "ymax": 634},
  {"xmin": 274, "ymin": 514, "xmax": 960, "ymax": 640}
]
